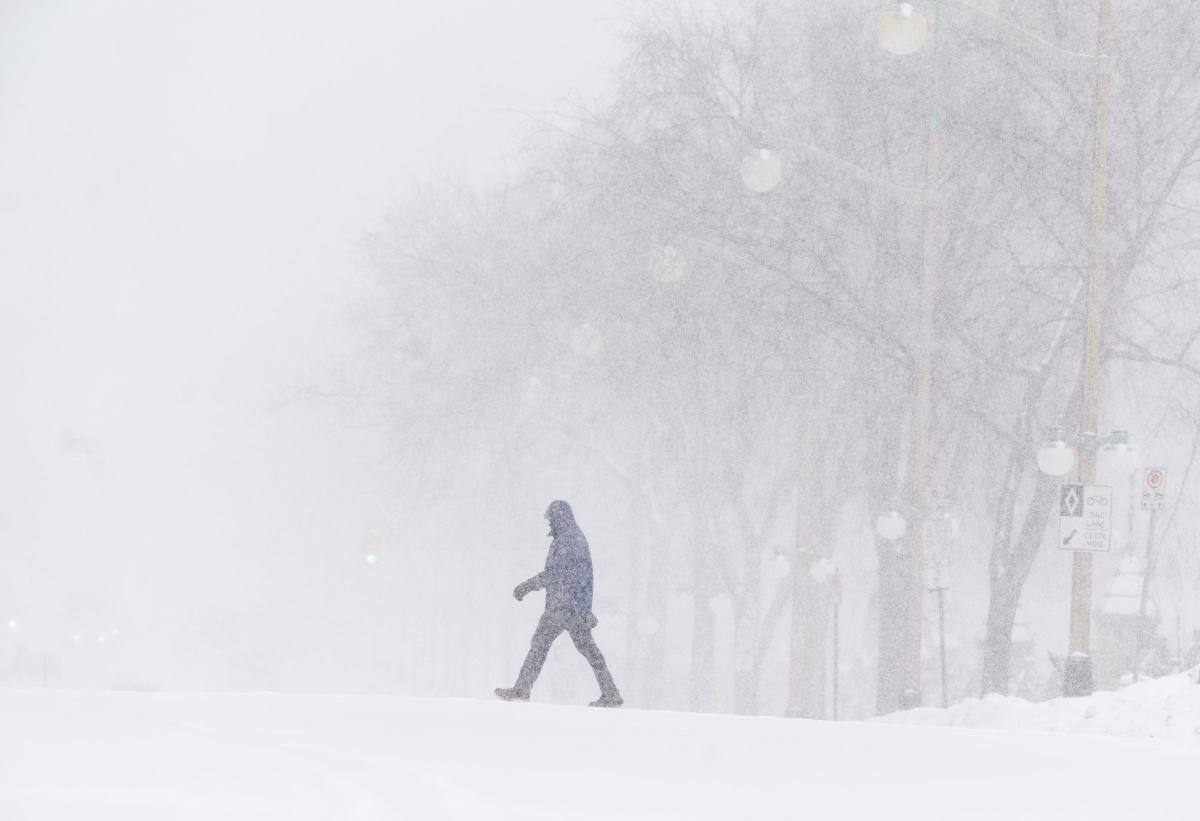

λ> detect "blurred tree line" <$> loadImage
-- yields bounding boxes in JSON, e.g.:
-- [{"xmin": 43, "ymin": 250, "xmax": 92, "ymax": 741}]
[{"xmin": 350, "ymin": 0, "xmax": 1200, "ymax": 715}]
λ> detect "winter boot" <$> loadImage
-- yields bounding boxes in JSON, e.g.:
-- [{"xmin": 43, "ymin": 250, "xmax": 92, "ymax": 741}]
[
  {"xmin": 588, "ymin": 691, "xmax": 623, "ymax": 708},
  {"xmin": 494, "ymin": 686, "xmax": 530, "ymax": 702}
]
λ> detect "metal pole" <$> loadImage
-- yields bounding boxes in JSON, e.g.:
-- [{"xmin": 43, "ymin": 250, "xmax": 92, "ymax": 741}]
[
  {"xmin": 902, "ymin": 0, "xmax": 943, "ymax": 711},
  {"xmin": 1176, "ymin": 605, "xmax": 1182, "ymax": 672},
  {"xmin": 1064, "ymin": 0, "xmax": 1113, "ymax": 698},
  {"xmin": 832, "ymin": 599, "xmax": 840, "ymax": 721},
  {"xmin": 937, "ymin": 587, "xmax": 949, "ymax": 708},
  {"xmin": 787, "ymin": 357, "xmax": 818, "ymax": 716},
  {"xmin": 831, "ymin": 569, "xmax": 842, "ymax": 720},
  {"xmin": 1133, "ymin": 507, "xmax": 1159, "ymax": 682}
]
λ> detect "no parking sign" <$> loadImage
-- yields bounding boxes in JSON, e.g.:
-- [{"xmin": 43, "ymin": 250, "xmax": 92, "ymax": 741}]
[{"xmin": 1142, "ymin": 468, "xmax": 1166, "ymax": 510}]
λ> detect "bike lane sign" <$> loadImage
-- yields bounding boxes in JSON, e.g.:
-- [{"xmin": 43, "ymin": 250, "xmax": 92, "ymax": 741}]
[{"xmin": 1058, "ymin": 484, "xmax": 1112, "ymax": 552}]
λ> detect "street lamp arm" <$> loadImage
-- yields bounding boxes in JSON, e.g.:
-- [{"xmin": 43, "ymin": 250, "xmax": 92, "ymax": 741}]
[
  {"xmin": 941, "ymin": 0, "xmax": 1114, "ymax": 75},
  {"xmin": 760, "ymin": 133, "xmax": 934, "ymax": 207}
]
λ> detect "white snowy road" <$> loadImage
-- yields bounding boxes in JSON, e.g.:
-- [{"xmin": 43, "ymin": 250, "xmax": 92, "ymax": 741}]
[{"xmin": 1, "ymin": 688, "xmax": 1195, "ymax": 820}]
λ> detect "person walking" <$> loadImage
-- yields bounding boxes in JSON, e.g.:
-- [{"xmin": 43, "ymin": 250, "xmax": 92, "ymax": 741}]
[{"xmin": 495, "ymin": 500, "xmax": 623, "ymax": 707}]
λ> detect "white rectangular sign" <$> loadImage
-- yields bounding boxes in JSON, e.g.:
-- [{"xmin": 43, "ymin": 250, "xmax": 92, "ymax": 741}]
[
  {"xmin": 1058, "ymin": 484, "xmax": 1112, "ymax": 552},
  {"xmin": 1142, "ymin": 468, "xmax": 1166, "ymax": 510}
]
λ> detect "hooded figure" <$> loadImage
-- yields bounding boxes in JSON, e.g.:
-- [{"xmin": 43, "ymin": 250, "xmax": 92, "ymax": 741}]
[{"xmin": 495, "ymin": 501, "xmax": 623, "ymax": 707}]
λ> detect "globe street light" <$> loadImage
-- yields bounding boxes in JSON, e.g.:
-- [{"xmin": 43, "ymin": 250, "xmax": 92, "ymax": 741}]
[
  {"xmin": 877, "ymin": 4, "xmax": 929, "ymax": 55},
  {"xmin": 740, "ymin": 149, "xmax": 783, "ymax": 194},
  {"xmin": 876, "ymin": 509, "xmax": 909, "ymax": 542},
  {"xmin": 875, "ymin": 0, "xmax": 944, "ymax": 711},
  {"xmin": 1101, "ymin": 430, "xmax": 1138, "ymax": 475},
  {"xmin": 1038, "ymin": 427, "xmax": 1134, "ymax": 477},
  {"xmin": 1037, "ymin": 426, "xmax": 1076, "ymax": 476}
]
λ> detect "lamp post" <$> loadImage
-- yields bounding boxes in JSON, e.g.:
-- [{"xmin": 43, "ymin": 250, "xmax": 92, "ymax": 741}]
[
  {"xmin": 830, "ymin": 568, "xmax": 843, "ymax": 720},
  {"xmin": 876, "ymin": 0, "xmax": 1115, "ymax": 706},
  {"xmin": 1037, "ymin": 426, "xmax": 1134, "ymax": 695},
  {"xmin": 877, "ymin": 0, "xmax": 941, "ymax": 710},
  {"xmin": 878, "ymin": 500, "xmax": 957, "ymax": 708},
  {"xmin": 1067, "ymin": 0, "xmax": 1114, "ymax": 698}
]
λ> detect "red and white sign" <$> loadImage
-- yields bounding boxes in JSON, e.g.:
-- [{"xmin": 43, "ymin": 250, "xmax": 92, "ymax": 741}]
[{"xmin": 1142, "ymin": 468, "xmax": 1166, "ymax": 510}]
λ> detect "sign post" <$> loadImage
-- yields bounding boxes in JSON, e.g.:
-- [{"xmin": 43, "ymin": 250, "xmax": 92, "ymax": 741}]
[{"xmin": 1058, "ymin": 484, "xmax": 1112, "ymax": 552}]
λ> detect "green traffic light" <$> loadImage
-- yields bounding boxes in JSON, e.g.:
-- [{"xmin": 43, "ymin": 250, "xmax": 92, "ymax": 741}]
[{"xmin": 364, "ymin": 552, "xmax": 378, "ymax": 566}]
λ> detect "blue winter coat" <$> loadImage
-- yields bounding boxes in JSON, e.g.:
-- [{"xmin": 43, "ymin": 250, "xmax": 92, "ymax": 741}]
[{"xmin": 535, "ymin": 500, "xmax": 594, "ymax": 614}]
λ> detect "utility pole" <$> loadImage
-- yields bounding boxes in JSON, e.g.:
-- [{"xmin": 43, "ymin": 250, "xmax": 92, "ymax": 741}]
[
  {"xmin": 787, "ymin": 357, "xmax": 820, "ymax": 717},
  {"xmin": 1064, "ymin": 0, "xmax": 1114, "ymax": 698},
  {"xmin": 831, "ymin": 569, "xmax": 842, "ymax": 721},
  {"xmin": 902, "ymin": 0, "xmax": 943, "ymax": 711}
]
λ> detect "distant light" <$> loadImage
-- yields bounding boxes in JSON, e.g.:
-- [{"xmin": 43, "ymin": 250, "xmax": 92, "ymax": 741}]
[
  {"xmin": 520, "ymin": 375, "xmax": 546, "ymax": 406},
  {"xmin": 571, "ymin": 323, "xmax": 603, "ymax": 358},
  {"xmin": 649, "ymin": 245, "xmax": 688, "ymax": 283},
  {"xmin": 97, "ymin": 636, "xmax": 106, "ymax": 645},
  {"xmin": 7, "ymin": 619, "xmax": 15, "ymax": 631},
  {"xmin": 111, "ymin": 628, "xmax": 119, "ymax": 637},
  {"xmin": 73, "ymin": 634, "xmax": 83, "ymax": 643},
  {"xmin": 364, "ymin": 552, "xmax": 378, "ymax": 566}
]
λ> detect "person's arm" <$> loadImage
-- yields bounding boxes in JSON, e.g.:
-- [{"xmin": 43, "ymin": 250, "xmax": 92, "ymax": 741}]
[
  {"xmin": 512, "ymin": 575, "xmax": 541, "ymax": 601},
  {"xmin": 533, "ymin": 538, "xmax": 567, "ymax": 590}
]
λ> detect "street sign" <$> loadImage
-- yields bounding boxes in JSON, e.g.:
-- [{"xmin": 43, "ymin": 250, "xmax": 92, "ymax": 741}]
[
  {"xmin": 1058, "ymin": 484, "xmax": 1112, "ymax": 552},
  {"xmin": 1141, "ymin": 468, "xmax": 1166, "ymax": 510}
]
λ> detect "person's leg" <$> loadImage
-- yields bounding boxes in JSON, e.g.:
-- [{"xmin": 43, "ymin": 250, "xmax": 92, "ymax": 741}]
[
  {"xmin": 513, "ymin": 612, "xmax": 564, "ymax": 694},
  {"xmin": 568, "ymin": 622, "xmax": 621, "ymax": 701}
]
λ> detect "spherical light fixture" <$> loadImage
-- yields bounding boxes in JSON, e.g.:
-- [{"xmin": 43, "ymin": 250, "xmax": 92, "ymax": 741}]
[
  {"xmin": 1036, "ymin": 427, "xmax": 1075, "ymax": 476},
  {"xmin": 1100, "ymin": 430, "xmax": 1139, "ymax": 475},
  {"xmin": 741, "ymin": 148, "xmax": 783, "ymax": 193},
  {"xmin": 876, "ymin": 509, "xmax": 908, "ymax": 541},
  {"xmin": 877, "ymin": 3, "xmax": 929, "ymax": 55}
]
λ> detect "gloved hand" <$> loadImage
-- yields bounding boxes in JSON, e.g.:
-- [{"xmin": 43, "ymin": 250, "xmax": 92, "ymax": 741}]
[{"xmin": 513, "ymin": 577, "xmax": 539, "ymax": 601}]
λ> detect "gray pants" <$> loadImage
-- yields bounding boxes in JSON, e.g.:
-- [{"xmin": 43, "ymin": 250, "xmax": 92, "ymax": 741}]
[{"xmin": 516, "ymin": 610, "xmax": 619, "ymax": 696}]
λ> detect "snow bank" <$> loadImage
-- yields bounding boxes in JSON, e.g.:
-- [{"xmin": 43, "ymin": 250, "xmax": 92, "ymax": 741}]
[{"xmin": 880, "ymin": 668, "xmax": 1200, "ymax": 741}]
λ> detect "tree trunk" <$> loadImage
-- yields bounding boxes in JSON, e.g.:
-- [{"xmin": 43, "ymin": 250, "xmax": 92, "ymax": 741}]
[
  {"xmin": 733, "ymin": 562, "xmax": 761, "ymax": 714},
  {"xmin": 624, "ymin": 490, "xmax": 643, "ymax": 705},
  {"xmin": 981, "ymin": 583, "xmax": 1020, "ymax": 695},
  {"xmin": 733, "ymin": 613, "xmax": 759, "ymax": 715},
  {"xmin": 640, "ymin": 505, "xmax": 669, "ymax": 709},
  {"xmin": 980, "ymin": 470, "xmax": 1058, "ymax": 695},
  {"xmin": 796, "ymin": 551, "xmax": 830, "ymax": 718},
  {"xmin": 690, "ymin": 506, "xmax": 716, "ymax": 712}
]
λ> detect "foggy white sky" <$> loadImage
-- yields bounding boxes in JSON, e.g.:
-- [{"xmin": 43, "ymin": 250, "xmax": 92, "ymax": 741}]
[{"xmin": 0, "ymin": 0, "xmax": 625, "ymax": 666}]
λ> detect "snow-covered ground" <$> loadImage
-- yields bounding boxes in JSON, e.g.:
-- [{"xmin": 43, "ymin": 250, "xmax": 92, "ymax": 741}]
[
  {"xmin": 2, "ymin": 682, "xmax": 1197, "ymax": 820},
  {"xmin": 881, "ymin": 668, "xmax": 1200, "ymax": 742}
]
